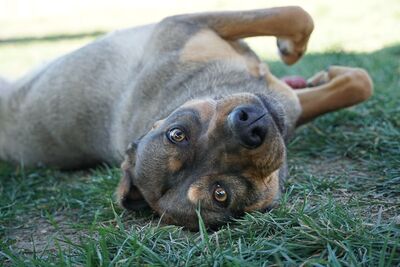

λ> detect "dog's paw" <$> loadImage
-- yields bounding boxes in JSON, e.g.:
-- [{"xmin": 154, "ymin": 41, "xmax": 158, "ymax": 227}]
[
  {"xmin": 306, "ymin": 70, "xmax": 330, "ymax": 87},
  {"xmin": 277, "ymin": 38, "xmax": 305, "ymax": 65}
]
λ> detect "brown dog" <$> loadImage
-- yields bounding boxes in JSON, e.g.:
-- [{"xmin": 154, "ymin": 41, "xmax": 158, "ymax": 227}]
[{"xmin": 0, "ymin": 7, "xmax": 372, "ymax": 230}]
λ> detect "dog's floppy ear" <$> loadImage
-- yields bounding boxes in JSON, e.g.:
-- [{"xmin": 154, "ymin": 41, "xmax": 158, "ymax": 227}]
[{"xmin": 116, "ymin": 143, "xmax": 149, "ymax": 210}]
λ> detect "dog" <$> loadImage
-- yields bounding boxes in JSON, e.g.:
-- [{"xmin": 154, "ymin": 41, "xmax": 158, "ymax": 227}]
[{"xmin": 0, "ymin": 7, "xmax": 372, "ymax": 230}]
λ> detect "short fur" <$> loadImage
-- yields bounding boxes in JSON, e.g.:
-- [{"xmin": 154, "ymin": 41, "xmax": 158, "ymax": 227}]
[{"xmin": 0, "ymin": 7, "xmax": 373, "ymax": 230}]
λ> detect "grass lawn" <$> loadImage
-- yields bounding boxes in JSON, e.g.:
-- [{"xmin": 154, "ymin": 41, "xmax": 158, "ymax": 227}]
[
  {"xmin": 1, "ymin": 4, "xmax": 400, "ymax": 265},
  {"xmin": 1, "ymin": 44, "xmax": 399, "ymax": 266}
]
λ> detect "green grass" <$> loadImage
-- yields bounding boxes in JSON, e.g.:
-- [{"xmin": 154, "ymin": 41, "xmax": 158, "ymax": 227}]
[
  {"xmin": 1, "ymin": 42, "xmax": 399, "ymax": 265},
  {"xmin": 1, "ymin": 2, "xmax": 400, "ymax": 261}
]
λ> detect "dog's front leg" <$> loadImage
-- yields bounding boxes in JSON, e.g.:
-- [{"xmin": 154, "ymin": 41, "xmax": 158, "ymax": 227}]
[
  {"xmin": 166, "ymin": 6, "xmax": 314, "ymax": 65},
  {"xmin": 295, "ymin": 66, "xmax": 373, "ymax": 125}
]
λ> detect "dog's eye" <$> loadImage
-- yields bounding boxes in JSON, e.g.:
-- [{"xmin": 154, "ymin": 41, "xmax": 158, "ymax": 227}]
[
  {"xmin": 213, "ymin": 184, "xmax": 228, "ymax": 203},
  {"xmin": 168, "ymin": 128, "xmax": 186, "ymax": 143}
]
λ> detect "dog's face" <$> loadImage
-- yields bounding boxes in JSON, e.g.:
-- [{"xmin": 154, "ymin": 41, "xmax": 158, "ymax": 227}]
[{"xmin": 117, "ymin": 93, "xmax": 287, "ymax": 230}]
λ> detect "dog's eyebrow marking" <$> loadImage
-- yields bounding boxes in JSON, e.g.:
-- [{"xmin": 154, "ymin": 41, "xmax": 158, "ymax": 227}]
[
  {"xmin": 187, "ymin": 183, "xmax": 203, "ymax": 204},
  {"xmin": 182, "ymin": 100, "xmax": 216, "ymax": 124},
  {"xmin": 168, "ymin": 158, "xmax": 182, "ymax": 173}
]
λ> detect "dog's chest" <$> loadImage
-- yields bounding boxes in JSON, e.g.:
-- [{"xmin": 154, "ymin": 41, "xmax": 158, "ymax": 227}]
[{"xmin": 179, "ymin": 29, "xmax": 262, "ymax": 78}]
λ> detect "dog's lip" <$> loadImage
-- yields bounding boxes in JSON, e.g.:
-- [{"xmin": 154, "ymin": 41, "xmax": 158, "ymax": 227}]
[{"xmin": 254, "ymin": 93, "xmax": 286, "ymax": 135}]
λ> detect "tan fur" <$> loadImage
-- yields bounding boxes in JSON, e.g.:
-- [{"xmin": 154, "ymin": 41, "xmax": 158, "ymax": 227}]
[
  {"xmin": 207, "ymin": 6, "xmax": 314, "ymax": 65},
  {"xmin": 244, "ymin": 170, "xmax": 280, "ymax": 212},
  {"xmin": 181, "ymin": 99, "xmax": 216, "ymax": 122},
  {"xmin": 116, "ymin": 171, "xmax": 131, "ymax": 202},
  {"xmin": 181, "ymin": 29, "xmax": 261, "ymax": 77},
  {"xmin": 116, "ymin": 156, "xmax": 134, "ymax": 202},
  {"xmin": 296, "ymin": 66, "xmax": 373, "ymax": 125},
  {"xmin": 168, "ymin": 158, "xmax": 183, "ymax": 173},
  {"xmin": 187, "ymin": 184, "xmax": 202, "ymax": 204},
  {"xmin": 262, "ymin": 64, "xmax": 299, "ymax": 102},
  {"xmin": 204, "ymin": 93, "xmax": 259, "ymax": 137},
  {"xmin": 181, "ymin": 30, "xmax": 241, "ymax": 62}
]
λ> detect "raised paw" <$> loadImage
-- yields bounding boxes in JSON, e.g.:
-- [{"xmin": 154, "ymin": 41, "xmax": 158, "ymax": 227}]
[
  {"xmin": 306, "ymin": 70, "xmax": 330, "ymax": 87},
  {"xmin": 276, "ymin": 8, "xmax": 313, "ymax": 65},
  {"xmin": 277, "ymin": 38, "xmax": 306, "ymax": 65}
]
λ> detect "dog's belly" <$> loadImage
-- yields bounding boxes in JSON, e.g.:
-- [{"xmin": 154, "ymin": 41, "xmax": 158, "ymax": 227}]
[{"xmin": 0, "ymin": 24, "xmax": 156, "ymax": 168}]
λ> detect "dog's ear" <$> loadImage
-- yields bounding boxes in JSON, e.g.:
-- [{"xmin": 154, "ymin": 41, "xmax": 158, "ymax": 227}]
[{"xmin": 116, "ymin": 143, "xmax": 149, "ymax": 210}]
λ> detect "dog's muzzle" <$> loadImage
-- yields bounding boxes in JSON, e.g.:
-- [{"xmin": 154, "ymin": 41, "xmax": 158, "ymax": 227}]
[{"xmin": 228, "ymin": 105, "xmax": 268, "ymax": 148}]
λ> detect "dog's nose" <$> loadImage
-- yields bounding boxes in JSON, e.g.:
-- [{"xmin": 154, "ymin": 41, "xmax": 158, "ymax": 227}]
[{"xmin": 228, "ymin": 105, "xmax": 268, "ymax": 148}]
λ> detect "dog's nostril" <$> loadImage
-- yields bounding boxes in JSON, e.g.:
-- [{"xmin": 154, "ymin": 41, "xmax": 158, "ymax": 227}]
[
  {"xmin": 251, "ymin": 126, "xmax": 263, "ymax": 139},
  {"xmin": 239, "ymin": 110, "xmax": 248, "ymax": 121}
]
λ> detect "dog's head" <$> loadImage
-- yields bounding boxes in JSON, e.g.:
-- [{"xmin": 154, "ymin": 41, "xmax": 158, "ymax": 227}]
[{"xmin": 117, "ymin": 93, "xmax": 287, "ymax": 230}]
